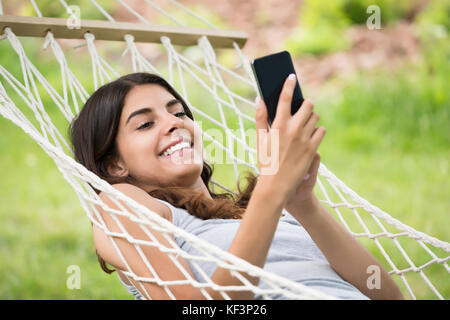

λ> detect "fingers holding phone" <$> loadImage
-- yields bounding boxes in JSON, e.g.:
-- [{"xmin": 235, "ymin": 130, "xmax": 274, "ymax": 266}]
[
  {"xmin": 252, "ymin": 51, "xmax": 304, "ymax": 127},
  {"xmin": 272, "ymin": 73, "xmax": 323, "ymax": 141},
  {"xmin": 292, "ymin": 98, "xmax": 314, "ymax": 129},
  {"xmin": 254, "ymin": 70, "xmax": 326, "ymax": 201},
  {"xmin": 271, "ymin": 73, "xmax": 298, "ymax": 128}
]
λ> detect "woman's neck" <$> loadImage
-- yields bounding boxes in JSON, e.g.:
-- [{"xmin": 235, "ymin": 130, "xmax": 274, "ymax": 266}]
[
  {"xmin": 189, "ymin": 177, "xmax": 213, "ymax": 201},
  {"xmin": 142, "ymin": 176, "xmax": 213, "ymax": 201}
]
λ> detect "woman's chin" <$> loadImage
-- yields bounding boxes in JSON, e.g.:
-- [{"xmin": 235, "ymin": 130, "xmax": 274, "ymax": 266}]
[{"xmin": 160, "ymin": 153, "xmax": 203, "ymax": 184}]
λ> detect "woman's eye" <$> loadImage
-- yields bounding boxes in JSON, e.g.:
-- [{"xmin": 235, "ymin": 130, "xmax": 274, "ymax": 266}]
[
  {"xmin": 137, "ymin": 112, "xmax": 185, "ymax": 131},
  {"xmin": 175, "ymin": 111, "xmax": 187, "ymax": 117},
  {"xmin": 137, "ymin": 122, "xmax": 153, "ymax": 130}
]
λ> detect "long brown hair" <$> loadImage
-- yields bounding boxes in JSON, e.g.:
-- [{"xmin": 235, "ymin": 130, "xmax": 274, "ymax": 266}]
[{"xmin": 69, "ymin": 72, "xmax": 258, "ymax": 273}]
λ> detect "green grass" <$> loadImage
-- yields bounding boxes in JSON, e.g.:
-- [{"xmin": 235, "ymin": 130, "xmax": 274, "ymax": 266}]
[
  {"xmin": 0, "ymin": 27, "xmax": 448, "ymax": 300},
  {"xmin": 305, "ymin": 39, "xmax": 450, "ymax": 299},
  {"xmin": 0, "ymin": 117, "xmax": 129, "ymax": 299}
]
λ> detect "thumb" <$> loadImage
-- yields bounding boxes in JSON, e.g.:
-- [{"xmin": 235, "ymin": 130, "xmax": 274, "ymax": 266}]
[
  {"xmin": 255, "ymin": 97, "xmax": 268, "ymax": 133},
  {"xmin": 303, "ymin": 152, "xmax": 320, "ymax": 181},
  {"xmin": 310, "ymin": 152, "xmax": 321, "ymax": 177},
  {"xmin": 255, "ymin": 97, "xmax": 270, "ymax": 166}
]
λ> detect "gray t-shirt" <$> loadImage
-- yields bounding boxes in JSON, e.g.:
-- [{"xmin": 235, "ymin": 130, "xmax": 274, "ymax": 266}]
[{"xmin": 119, "ymin": 198, "xmax": 370, "ymax": 300}]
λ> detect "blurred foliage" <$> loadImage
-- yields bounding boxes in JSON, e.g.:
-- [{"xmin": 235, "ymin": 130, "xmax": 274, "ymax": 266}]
[
  {"xmin": 285, "ymin": 0, "xmax": 439, "ymax": 56},
  {"xmin": 342, "ymin": 0, "xmax": 418, "ymax": 25},
  {"xmin": 417, "ymin": 0, "xmax": 450, "ymax": 30},
  {"xmin": 313, "ymin": 25, "xmax": 449, "ymax": 153},
  {"xmin": 0, "ymin": 0, "xmax": 448, "ymax": 300},
  {"xmin": 284, "ymin": 25, "xmax": 350, "ymax": 56},
  {"xmin": 299, "ymin": 0, "xmax": 423, "ymax": 27},
  {"xmin": 21, "ymin": 0, "xmax": 116, "ymax": 20},
  {"xmin": 285, "ymin": 0, "xmax": 351, "ymax": 56},
  {"xmin": 152, "ymin": 4, "xmax": 230, "ymax": 29}
]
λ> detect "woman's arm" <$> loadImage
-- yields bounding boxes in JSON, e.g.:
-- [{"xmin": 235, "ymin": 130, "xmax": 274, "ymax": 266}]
[
  {"xmin": 95, "ymin": 182, "xmax": 285, "ymax": 300},
  {"xmin": 206, "ymin": 181, "xmax": 286, "ymax": 299},
  {"xmin": 95, "ymin": 76, "xmax": 324, "ymax": 300},
  {"xmin": 94, "ymin": 183, "xmax": 204, "ymax": 300},
  {"xmin": 286, "ymin": 193, "xmax": 404, "ymax": 300}
]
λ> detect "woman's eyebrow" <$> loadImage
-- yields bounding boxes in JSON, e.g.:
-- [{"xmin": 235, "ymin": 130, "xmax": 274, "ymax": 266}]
[{"xmin": 125, "ymin": 98, "xmax": 182, "ymax": 125}]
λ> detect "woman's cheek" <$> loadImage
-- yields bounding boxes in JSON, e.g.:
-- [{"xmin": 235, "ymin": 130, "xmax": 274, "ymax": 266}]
[{"xmin": 129, "ymin": 136, "xmax": 156, "ymax": 162}]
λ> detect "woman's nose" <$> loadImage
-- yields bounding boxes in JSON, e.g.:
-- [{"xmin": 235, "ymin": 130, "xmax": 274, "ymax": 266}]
[{"xmin": 163, "ymin": 112, "xmax": 184, "ymax": 134}]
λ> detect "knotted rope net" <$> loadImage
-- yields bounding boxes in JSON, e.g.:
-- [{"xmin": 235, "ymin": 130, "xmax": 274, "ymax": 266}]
[{"xmin": 0, "ymin": 0, "xmax": 448, "ymax": 300}]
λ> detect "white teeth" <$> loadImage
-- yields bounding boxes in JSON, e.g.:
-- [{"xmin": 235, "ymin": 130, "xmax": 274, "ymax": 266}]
[{"xmin": 161, "ymin": 141, "xmax": 191, "ymax": 157}]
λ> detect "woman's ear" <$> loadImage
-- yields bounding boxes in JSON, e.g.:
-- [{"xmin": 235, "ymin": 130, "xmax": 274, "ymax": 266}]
[{"xmin": 107, "ymin": 157, "xmax": 129, "ymax": 178}]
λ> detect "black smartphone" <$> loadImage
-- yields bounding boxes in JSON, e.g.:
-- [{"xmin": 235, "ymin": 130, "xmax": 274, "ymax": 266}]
[{"xmin": 251, "ymin": 51, "xmax": 304, "ymax": 127}]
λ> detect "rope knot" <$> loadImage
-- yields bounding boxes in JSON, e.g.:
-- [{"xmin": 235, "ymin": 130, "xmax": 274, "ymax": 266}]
[{"xmin": 198, "ymin": 36, "xmax": 216, "ymax": 63}]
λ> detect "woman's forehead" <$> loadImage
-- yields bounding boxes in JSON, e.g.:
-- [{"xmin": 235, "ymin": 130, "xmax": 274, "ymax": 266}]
[{"xmin": 124, "ymin": 84, "xmax": 173, "ymax": 110}]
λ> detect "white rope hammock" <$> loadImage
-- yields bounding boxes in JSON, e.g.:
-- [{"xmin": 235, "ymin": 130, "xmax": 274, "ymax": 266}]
[{"xmin": 0, "ymin": 0, "xmax": 448, "ymax": 300}]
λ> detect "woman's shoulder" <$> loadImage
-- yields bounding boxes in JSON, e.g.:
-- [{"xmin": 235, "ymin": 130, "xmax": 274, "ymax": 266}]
[
  {"xmin": 98, "ymin": 183, "xmax": 172, "ymax": 222},
  {"xmin": 92, "ymin": 183, "xmax": 174, "ymax": 271}
]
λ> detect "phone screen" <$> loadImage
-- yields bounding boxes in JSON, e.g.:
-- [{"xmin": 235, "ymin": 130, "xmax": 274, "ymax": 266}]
[{"xmin": 251, "ymin": 51, "xmax": 304, "ymax": 127}]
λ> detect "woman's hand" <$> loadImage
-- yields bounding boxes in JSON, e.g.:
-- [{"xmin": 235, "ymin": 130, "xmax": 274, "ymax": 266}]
[
  {"xmin": 285, "ymin": 151, "xmax": 321, "ymax": 207},
  {"xmin": 255, "ymin": 73, "xmax": 326, "ymax": 207}
]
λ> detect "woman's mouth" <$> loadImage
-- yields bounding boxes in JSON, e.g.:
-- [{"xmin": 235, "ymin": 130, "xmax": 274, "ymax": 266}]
[{"xmin": 159, "ymin": 142, "xmax": 194, "ymax": 159}]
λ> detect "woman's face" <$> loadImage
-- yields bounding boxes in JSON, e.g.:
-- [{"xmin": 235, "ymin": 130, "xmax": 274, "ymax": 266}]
[{"xmin": 110, "ymin": 84, "xmax": 203, "ymax": 190}]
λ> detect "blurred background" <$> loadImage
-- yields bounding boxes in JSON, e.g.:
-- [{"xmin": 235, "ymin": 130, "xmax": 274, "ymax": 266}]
[{"xmin": 0, "ymin": 0, "xmax": 448, "ymax": 299}]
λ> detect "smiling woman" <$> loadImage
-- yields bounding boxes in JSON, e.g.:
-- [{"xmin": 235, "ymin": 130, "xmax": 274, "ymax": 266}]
[
  {"xmin": 68, "ymin": 72, "xmax": 258, "ymax": 278},
  {"xmin": 0, "ymin": 0, "xmax": 447, "ymax": 300},
  {"xmin": 67, "ymin": 71, "xmax": 399, "ymax": 301},
  {"xmin": 107, "ymin": 83, "xmax": 201, "ymax": 189}
]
